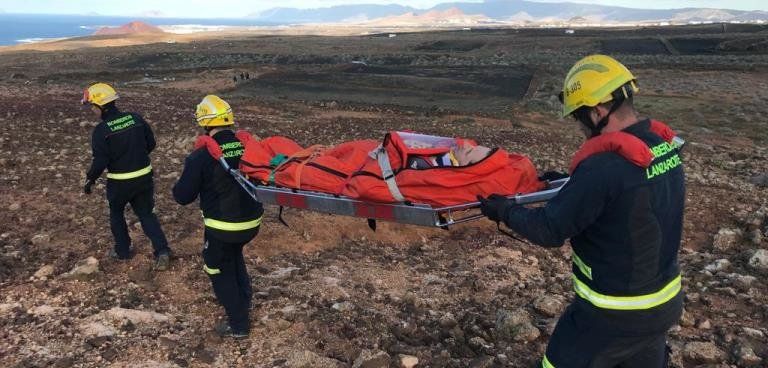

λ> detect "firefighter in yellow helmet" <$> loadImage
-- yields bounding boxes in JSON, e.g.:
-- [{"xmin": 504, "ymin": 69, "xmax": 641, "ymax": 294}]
[
  {"xmin": 479, "ymin": 55, "xmax": 685, "ymax": 367},
  {"xmin": 82, "ymin": 83, "xmax": 171, "ymax": 270},
  {"xmin": 560, "ymin": 54, "xmax": 640, "ymax": 138},
  {"xmin": 173, "ymin": 95, "xmax": 263, "ymax": 338}
]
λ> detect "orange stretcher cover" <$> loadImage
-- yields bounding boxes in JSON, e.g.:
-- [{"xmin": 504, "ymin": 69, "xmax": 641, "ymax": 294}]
[{"xmin": 239, "ymin": 131, "xmax": 544, "ymax": 206}]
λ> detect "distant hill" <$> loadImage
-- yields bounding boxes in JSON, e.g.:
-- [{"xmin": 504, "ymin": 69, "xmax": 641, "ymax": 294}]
[
  {"xmin": 249, "ymin": 0, "xmax": 768, "ymax": 24},
  {"xmin": 363, "ymin": 7, "xmax": 489, "ymax": 26},
  {"xmin": 93, "ymin": 21, "xmax": 165, "ymax": 36}
]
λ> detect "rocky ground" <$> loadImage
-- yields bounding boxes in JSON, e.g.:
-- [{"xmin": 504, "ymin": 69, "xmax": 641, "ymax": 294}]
[{"xmin": 0, "ymin": 25, "xmax": 767, "ymax": 367}]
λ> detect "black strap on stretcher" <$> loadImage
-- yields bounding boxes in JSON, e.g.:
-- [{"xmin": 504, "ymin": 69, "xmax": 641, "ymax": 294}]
[{"xmin": 277, "ymin": 206, "xmax": 289, "ymax": 228}]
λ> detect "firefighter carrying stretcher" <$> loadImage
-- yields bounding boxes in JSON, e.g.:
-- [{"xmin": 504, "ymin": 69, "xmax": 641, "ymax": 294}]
[
  {"xmin": 479, "ymin": 55, "xmax": 685, "ymax": 367},
  {"xmin": 173, "ymin": 95, "xmax": 264, "ymax": 338}
]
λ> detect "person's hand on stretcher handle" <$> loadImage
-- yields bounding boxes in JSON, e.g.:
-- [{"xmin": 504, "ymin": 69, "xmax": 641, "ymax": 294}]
[{"xmin": 478, "ymin": 170, "xmax": 568, "ymax": 222}]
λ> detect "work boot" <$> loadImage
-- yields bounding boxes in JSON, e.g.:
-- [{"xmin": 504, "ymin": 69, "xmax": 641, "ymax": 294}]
[
  {"xmin": 154, "ymin": 253, "xmax": 170, "ymax": 271},
  {"xmin": 108, "ymin": 248, "xmax": 132, "ymax": 260},
  {"xmin": 214, "ymin": 321, "xmax": 248, "ymax": 339}
]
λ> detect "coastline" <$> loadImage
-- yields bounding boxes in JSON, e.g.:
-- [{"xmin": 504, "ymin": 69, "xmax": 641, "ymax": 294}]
[
  {"xmin": 3, "ymin": 19, "xmax": 759, "ymax": 53},
  {"xmin": 0, "ymin": 23, "xmax": 484, "ymax": 52}
]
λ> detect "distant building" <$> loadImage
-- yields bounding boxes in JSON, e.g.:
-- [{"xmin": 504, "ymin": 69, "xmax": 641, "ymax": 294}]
[
  {"xmin": 565, "ymin": 29, "xmax": 575, "ymax": 34},
  {"xmin": 388, "ymin": 33, "xmax": 397, "ymax": 38}
]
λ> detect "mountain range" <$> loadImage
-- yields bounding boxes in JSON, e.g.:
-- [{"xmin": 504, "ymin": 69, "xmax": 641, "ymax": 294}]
[{"xmin": 248, "ymin": 0, "xmax": 768, "ymax": 24}]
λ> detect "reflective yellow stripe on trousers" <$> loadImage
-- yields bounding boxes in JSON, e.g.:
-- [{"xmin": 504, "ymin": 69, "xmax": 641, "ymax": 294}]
[
  {"xmin": 203, "ymin": 264, "xmax": 221, "ymax": 275},
  {"xmin": 106, "ymin": 165, "xmax": 152, "ymax": 180},
  {"xmin": 204, "ymin": 217, "xmax": 262, "ymax": 231},
  {"xmin": 573, "ymin": 274, "xmax": 682, "ymax": 311}
]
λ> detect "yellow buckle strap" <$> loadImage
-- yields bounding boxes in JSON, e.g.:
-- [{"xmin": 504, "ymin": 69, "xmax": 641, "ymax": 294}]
[
  {"xmin": 203, "ymin": 264, "xmax": 221, "ymax": 275},
  {"xmin": 106, "ymin": 165, "xmax": 152, "ymax": 180},
  {"xmin": 573, "ymin": 274, "xmax": 682, "ymax": 311},
  {"xmin": 203, "ymin": 217, "xmax": 262, "ymax": 231},
  {"xmin": 542, "ymin": 355, "xmax": 556, "ymax": 368},
  {"xmin": 572, "ymin": 252, "xmax": 593, "ymax": 280}
]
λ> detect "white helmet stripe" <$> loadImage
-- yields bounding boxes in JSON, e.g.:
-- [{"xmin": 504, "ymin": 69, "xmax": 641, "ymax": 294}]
[{"xmin": 196, "ymin": 99, "xmax": 232, "ymax": 121}]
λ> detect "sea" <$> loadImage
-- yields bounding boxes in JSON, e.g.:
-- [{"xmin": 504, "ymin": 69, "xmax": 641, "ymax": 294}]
[{"xmin": 0, "ymin": 14, "xmax": 276, "ymax": 46}]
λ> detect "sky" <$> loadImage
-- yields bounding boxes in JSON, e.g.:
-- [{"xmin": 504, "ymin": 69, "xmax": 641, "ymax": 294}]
[{"xmin": 0, "ymin": 0, "xmax": 766, "ymax": 18}]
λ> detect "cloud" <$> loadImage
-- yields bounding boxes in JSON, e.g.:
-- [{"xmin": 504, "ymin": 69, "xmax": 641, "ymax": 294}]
[{"xmin": 137, "ymin": 10, "xmax": 166, "ymax": 18}]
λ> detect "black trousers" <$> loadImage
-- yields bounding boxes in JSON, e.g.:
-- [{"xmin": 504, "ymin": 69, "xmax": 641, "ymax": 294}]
[
  {"xmin": 106, "ymin": 175, "xmax": 169, "ymax": 258},
  {"xmin": 543, "ymin": 302, "xmax": 672, "ymax": 368},
  {"xmin": 202, "ymin": 227, "xmax": 258, "ymax": 333}
]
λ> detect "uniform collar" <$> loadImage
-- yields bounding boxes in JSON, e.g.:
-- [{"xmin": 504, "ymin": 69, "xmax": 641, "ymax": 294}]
[
  {"xmin": 211, "ymin": 129, "xmax": 235, "ymax": 141},
  {"xmin": 621, "ymin": 118, "xmax": 651, "ymax": 137},
  {"xmin": 100, "ymin": 106, "xmax": 122, "ymax": 121}
]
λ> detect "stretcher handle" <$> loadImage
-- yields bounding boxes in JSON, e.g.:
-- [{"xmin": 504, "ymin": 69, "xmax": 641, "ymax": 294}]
[
  {"xmin": 435, "ymin": 178, "xmax": 569, "ymax": 213},
  {"xmin": 219, "ymin": 157, "xmax": 261, "ymax": 203},
  {"xmin": 434, "ymin": 178, "xmax": 570, "ymax": 227}
]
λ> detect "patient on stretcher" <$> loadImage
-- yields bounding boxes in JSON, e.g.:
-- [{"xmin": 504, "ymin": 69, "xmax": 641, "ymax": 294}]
[
  {"xmin": 407, "ymin": 141, "xmax": 492, "ymax": 169},
  {"xmin": 238, "ymin": 131, "xmax": 544, "ymax": 206}
]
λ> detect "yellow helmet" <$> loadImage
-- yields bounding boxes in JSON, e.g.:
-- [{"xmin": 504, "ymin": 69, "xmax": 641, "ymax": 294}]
[
  {"xmin": 560, "ymin": 54, "xmax": 638, "ymax": 117},
  {"xmin": 82, "ymin": 83, "xmax": 119, "ymax": 106},
  {"xmin": 196, "ymin": 95, "xmax": 234, "ymax": 127}
]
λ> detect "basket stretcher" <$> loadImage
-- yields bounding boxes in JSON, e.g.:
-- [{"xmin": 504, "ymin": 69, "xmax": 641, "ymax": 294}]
[{"xmin": 218, "ymin": 156, "xmax": 567, "ymax": 228}]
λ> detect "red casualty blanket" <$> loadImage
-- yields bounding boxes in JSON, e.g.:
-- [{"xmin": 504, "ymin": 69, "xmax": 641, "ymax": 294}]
[{"xmin": 238, "ymin": 131, "xmax": 544, "ymax": 206}]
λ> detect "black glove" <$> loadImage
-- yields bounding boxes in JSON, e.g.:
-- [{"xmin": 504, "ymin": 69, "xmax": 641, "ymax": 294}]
[
  {"xmin": 83, "ymin": 179, "xmax": 94, "ymax": 195},
  {"xmin": 477, "ymin": 194, "xmax": 511, "ymax": 223},
  {"xmin": 538, "ymin": 171, "xmax": 569, "ymax": 182}
]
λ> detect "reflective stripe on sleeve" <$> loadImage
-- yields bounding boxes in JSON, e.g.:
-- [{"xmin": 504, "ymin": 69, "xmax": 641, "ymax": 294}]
[
  {"xmin": 203, "ymin": 217, "xmax": 262, "ymax": 231},
  {"xmin": 106, "ymin": 165, "xmax": 152, "ymax": 180},
  {"xmin": 572, "ymin": 252, "xmax": 593, "ymax": 280},
  {"xmin": 542, "ymin": 355, "xmax": 556, "ymax": 368},
  {"xmin": 573, "ymin": 274, "xmax": 682, "ymax": 311}
]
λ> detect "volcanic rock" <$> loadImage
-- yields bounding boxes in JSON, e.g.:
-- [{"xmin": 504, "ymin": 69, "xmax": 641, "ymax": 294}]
[
  {"xmin": 496, "ymin": 308, "xmax": 540, "ymax": 342},
  {"xmin": 61, "ymin": 257, "xmax": 99, "ymax": 280},
  {"xmin": 353, "ymin": 349, "xmax": 390, "ymax": 368},
  {"xmin": 683, "ymin": 341, "xmax": 726, "ymax": 364},
  {"xmin": 31, "ymin": 233, "xmax": 51, "ymax": 246},
  {"xmin": 79, "ymin": 321, "xmax": 116, "ymax": 337},
  {"xmin": 33, "ymin": 264, "xmax": 55, "ymax": 279},
  {"xmin": 102, "ymin": 307, "xmax": 172, "ymax": 325},
  {"xmin": 748, "ymin": 249, "xmax": 768, "ymax": 272},
  {"xmin": 735, "ymin": 344, "xmax": 762, "ymax": 366},
  {"xmin": 713, "ymin": 228, "xmax": 741, "ymax": 251},
  {"xmin": 398, "ymin": 354, "xmax": 419, "ymax": 368},
  {"xmin": 285, "ymin": 350, "xmax": 339, "ymax": 368},
  {"xmin": 532, "ymin": 295, "xmax": 563, "ymax": 317}
]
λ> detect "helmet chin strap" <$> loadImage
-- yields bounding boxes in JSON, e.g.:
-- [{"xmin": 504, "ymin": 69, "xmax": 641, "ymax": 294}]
[
  {"xmin": 576, "ymin": 84, "xmax": 631, "ymax": 138},
  {"xmin": 574, "ymin": 107, "xmax": 603, "ymax": 138}
]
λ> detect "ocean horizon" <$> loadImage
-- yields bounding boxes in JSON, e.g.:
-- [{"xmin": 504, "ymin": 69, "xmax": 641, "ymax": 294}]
[{"xmin": 0, "ymin": 14, "xmax": 278, "ymax": 46}]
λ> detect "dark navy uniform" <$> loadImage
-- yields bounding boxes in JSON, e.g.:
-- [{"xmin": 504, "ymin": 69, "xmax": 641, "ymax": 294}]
[
  {"xmin": 87, "ymin": 106, "xmax": 169, "ymax": 259},
  {"xmin": 173, "ymin": 129, "xmax": 263, "ymax": 334},
  {"xmin": 500, "ymin": 120, "xmax": 685, "ymax": 368}
]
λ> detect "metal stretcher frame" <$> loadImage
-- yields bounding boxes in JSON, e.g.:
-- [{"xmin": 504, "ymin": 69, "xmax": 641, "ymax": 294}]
[{"xmin": 219, "ymin": 157, "xmax": 568, "ymax": 227}]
